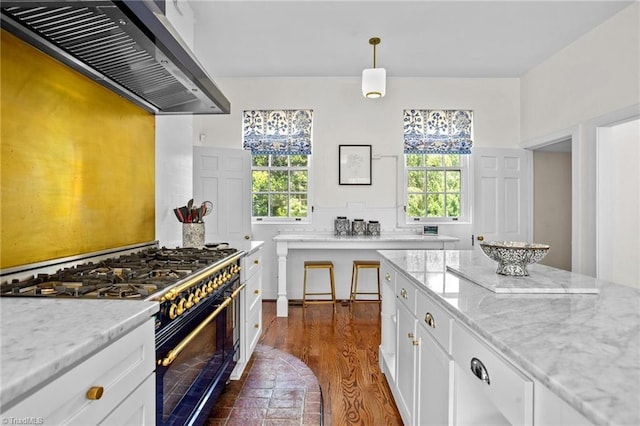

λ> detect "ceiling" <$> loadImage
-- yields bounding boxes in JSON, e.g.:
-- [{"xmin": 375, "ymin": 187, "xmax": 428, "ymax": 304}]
[{"xmin": 190, "ymin": 0, "xmax": 635, "ymax": 78}]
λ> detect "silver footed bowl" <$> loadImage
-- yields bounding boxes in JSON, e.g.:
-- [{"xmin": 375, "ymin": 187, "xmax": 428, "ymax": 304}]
[{"xmin": 479, "ymin": 241, "xmax": 550, "ymax": 276}]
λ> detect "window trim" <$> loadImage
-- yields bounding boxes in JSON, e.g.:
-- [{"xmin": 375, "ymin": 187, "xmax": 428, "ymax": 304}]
[
  {"xmin": 403, "ymin": 153, "xmax": 471, "ymax": 225},
  {"xmin": 250, "ymin": 154, "xmax": 313, "ymax": 224}
]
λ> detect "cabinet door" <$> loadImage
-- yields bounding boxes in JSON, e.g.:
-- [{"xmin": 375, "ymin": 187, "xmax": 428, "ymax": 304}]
[
  {"xmin": 417, "ymin": 326, "xmax": 454, "ymax": 426},
  {"xmin": 100, "ymin": 374, "xmax": 155, "ymax": 425},
  {"xmin": 380, "ymin": 259, "xmax": 397, "ymax": 374},
  {"xmin": 395, "ymin": 301, "xmax": 417, "ymax": 424},
  {"xmin": 193, "ymin": 146, "xmax": 251, "ymax": 244}
]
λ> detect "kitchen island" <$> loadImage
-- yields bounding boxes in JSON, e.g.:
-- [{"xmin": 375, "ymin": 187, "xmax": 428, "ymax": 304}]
[
  {"xmin": 0, "ymin": 298, "xmax": 159, "ymax": 424},
  {"xmin": 378, "ymin": 249, "xmax": 639, "ymax": 426},
  {"xmin": 273, "ymin": 233, "xmax": 459, "ymax": 316}
]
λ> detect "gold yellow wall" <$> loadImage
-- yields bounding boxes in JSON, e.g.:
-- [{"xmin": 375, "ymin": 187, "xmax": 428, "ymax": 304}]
[{"xmin": 1, "ymin": 30, "xmax": 155, "ymax": 268}]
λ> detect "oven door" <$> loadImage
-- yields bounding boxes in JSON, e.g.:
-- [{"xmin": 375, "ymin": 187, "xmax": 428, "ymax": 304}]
[{"xmin": 156, "ymin": 280, "xmax": 244, "ymax": 426}]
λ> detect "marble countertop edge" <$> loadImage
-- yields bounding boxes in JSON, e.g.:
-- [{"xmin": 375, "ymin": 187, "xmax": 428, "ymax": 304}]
[{"xmin": 0, "ymin": 300, "xmax": 159, "ymax": 409}]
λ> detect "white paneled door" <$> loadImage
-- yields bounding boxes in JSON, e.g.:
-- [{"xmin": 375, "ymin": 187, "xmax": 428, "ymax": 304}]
[
  {"xmin": 473, "ymin": 148, "xmax": 530, "ymax": 249},
  {"xmin": 193, "ymin": 147, "xmax": 251, "ymax": 245}
]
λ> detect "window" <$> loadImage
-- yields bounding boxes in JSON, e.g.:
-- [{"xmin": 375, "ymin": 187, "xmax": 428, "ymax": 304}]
[
  {"xmin": 403, "ymin": 109, "xmax": 473, "ymax": 224},
  {"xmin": 243, "ymin": 109, "xmax": 313, "ymax": 222},
  {"xmin": 405, "ymin": 153, "xmax": 469, "ymax": 222},
  {"xmin": 251, "ymin": 154, "xmax": 309, "ymax": 220}
]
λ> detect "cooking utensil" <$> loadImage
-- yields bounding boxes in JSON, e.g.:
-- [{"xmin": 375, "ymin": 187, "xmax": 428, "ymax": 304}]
[
  {"xmin": 174, "ymin": 208, "xmax": 183, "ymax": 223},
  {"xmin": 202, "ymin": 201, "xmax": 213, "ymax": 216}
]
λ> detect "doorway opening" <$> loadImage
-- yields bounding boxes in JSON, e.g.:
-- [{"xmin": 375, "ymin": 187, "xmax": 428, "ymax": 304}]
[{"xmin": 532, "ymin": 140, "xmax": 572, "ymax": 271}]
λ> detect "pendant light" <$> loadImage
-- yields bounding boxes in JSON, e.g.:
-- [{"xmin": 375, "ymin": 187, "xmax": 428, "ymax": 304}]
[{"xmin": 362, "ymin": 37, "xmax": 386, "ymax": 99}]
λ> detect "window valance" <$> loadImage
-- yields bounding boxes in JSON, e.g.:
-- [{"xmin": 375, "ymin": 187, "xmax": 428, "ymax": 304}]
[
  {"xmin": 243, "ymin": 109, "xmax": 313, "ymax": 155},
  {"xmin": 403, "ymin": 109, "xmax": 473, "ymax": 154}
]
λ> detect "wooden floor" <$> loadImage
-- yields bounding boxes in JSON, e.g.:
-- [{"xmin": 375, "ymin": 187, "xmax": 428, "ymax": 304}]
[{"xmin": 258, "ymin": 301, "xmax": 403, "ymax": 426}]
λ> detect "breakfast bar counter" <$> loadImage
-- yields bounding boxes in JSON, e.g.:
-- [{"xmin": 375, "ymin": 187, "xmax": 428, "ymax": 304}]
[{"xmin": 272, "ymin": 233, "xmax": 459, "ymax": 316}]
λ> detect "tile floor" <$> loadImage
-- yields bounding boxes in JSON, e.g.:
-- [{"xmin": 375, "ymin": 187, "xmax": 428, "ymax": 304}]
[{"xmin": 206, "ymin": 344, "xmax": 323, "ymax": 425}]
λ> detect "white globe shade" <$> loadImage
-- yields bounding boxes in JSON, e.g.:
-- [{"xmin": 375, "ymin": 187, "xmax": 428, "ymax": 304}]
[{"xmin": 362, "ymin": 68, "xmax": 386, "ymax": 98}]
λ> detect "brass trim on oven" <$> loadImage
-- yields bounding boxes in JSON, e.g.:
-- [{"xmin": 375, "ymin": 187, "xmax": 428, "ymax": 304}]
[
  {"xmin": 159, "ymin": 283, "xmax": 246, "ymax": 367},
  {"xmin": 154, "ymin": 252, "xmax": 244, "ymax": 302}
]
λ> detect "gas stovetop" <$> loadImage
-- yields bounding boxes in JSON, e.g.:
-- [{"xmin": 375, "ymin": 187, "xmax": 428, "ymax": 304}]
[{"xmin": 0, "ymin": 247, "xmax": 239, "ymax": 300}]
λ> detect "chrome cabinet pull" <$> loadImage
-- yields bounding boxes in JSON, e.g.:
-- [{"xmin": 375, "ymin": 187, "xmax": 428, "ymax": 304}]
[
  {"xmin": 470, "ymin": 357, "xmax": 490, "ymax": 385},
  {"xmin": 408, "ymin": 332, "xmax": 414, "ymax": 339},
  {"xmin": 400, "ymin": 288, "xmax": 407, "ymax": 299},
  {"xmin": 385, "ymin": 273, "xmax": 391, "ymax": 281},
  {"xmin": 424, "ymin": 312, "xmax": 436, "ymax": 328}
]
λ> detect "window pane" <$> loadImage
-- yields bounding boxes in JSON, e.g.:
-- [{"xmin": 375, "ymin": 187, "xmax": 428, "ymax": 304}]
[
  {"xmin": 290, "ymin": 170, "xmax": 308, "ymax": 192},
  {"xmin": 290, "ymin": 155, "xmax": 308, "ymax": 167},
  {"xmin": 426, "ymin": 171, "xmax": 444, "ymax": 192},
  {"xmin": 406, "ymin": 154, "xmax": 423, "ymax": 167},
  {"xmin": 252, "ymin": 193, "xmax": 268, "ymax": 216},
  {"xmin": 270, "ymin": 170, "xmax": 288, "ymax": 191},
  {"xmin": 427, "ymin": 194, "xmax": 445, "ymax": 217},
  {"xmin": 444, "ymin": 154, "xmax": 460, "ymax": 167},
  {"xmin": 446, "ymin": 194, "xmax": 460, "ymax": 217},
  {"xmin": 270, "ymin": 194, "xmax": 288, "ymax": 217},
  {"xmin": 408, "ymin": 194, "xmax": 426, "ymax": 217},
  {"xmin": 252, "ymin": 170, "xmax": 269, "ymax": 192},
  {"xmin": 272, "ymin": 155, "xmax": 288, "ymax": 167},
  {"xmin": 290, "ymin": 194, "xmax": 307, "ymax": 217},
  {"xmin": 425, "ymin": 155, "xmax": 443, "ymax": 167},
  {"xmin": 407, "ymin": 170, "xmax": 426, "ymax": 192},
  {"xmin": 445, "ymin": 170, "xmax": 461, "ymax": 192},
  {"xmin": 252, "ymin": 155, "xmax": 268, "ymax": 167}
]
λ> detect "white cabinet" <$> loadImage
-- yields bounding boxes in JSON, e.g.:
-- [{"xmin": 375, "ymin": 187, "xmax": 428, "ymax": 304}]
[
  {"xmin": 395, "ymin": 272, "xmax": 418, "ymax": 423},
  {"xmin": 452, "ymin": 321, "xmax": 533, "ymax": 426},
  {"xmin": 416, "ymin": 291, "xmax": 455, "ymax": 426},
  {"xmin": 379, "ymin": 259, "xmax": 397, "ymax": 382},
  {"xmin": 232, "ymin": 245, "xmax": 263, "ymax": 379},
  {"xmin": 396, "ymin": 300, "xmax": 418, "ymax": 423},
  {"xmin": 379, "ymin": 257, "xmax": 590, "ymax": 426},
  {"xmin": 3, "ymin": 319, "xmax": 155, "ymax": 425}
]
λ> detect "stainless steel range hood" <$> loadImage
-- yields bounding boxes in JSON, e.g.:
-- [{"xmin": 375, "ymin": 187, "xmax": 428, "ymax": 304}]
[{"xmin": 1, "ymin": 0, "xmax": 230, "ymax": 115}]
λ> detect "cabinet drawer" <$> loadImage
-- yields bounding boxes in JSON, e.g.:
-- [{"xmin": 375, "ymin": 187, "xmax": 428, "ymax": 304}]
[
  {"xmin": 245, "ymin": 268, "xmax": 262, "ymax": 312},
  {"xmin": 452, "ymin": 322, "xmax": 533, "ymax": 426},
  {"xmin": 5, "ymin": 319, "xmax": 155, "ymax": 425},
  {"xmin": 242, "ymin": 248, "xmax": 262, "ymax": 282},
  {"xmin": 380, "ymin": 260, "xmax": 396, "ymax": 292},
  {"xmin": 395, "ymin": 275, "xmax": 416, "ymax": 315},
  {"xmin": 417, "ymin": 290, "xmax": 453, "ymax": 353}
]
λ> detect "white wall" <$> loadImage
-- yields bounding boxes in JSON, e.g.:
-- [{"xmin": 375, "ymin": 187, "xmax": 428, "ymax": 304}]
[
  {"xmin": 155, "ymin": 0, "xmax": 196, "ymax": 248},
  {"xmin": 520, "ymin": 2, "xmax": 639, "ymax": 143},
  {"xmin": 193, "ymin": 77, "xmax": 520, "ymax": 210},
  {"xmin": 597, "ymin": 119, "xmax": 640, "ymax": 289},
  {"xmin": 521, "ymin": 2, "xmax": 640, "ymax": 276}
]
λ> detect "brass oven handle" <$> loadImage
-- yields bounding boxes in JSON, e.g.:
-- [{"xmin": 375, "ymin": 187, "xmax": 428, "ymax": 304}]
[{"xmin": 160, "ymin": 283, "xmax": 246, "ymax": 367}]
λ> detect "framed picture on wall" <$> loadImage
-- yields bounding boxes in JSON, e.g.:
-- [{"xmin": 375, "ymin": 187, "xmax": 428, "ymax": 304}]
[{"xmin": 339, "ymin": 145, "xmax": 372, "ymax": 185}]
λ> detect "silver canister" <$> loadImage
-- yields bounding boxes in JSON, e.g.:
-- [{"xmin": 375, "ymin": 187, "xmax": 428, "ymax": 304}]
[
  {"xmin": 335, "ymin": 217, "xmax": 350, "ymax": 236},
  {"xmin": 352, "ymin": 219, "xmax": 366, "ymax": 236},
  {"xmin": 367, "ymin": 221, "xmax": 381, "ymax": 236}
]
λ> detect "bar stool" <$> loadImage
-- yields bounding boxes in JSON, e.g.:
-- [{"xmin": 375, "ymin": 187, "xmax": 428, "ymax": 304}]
[
  {"xmin": 350, "ymin": 260, "xmax": 381, "ymax": 304},
  {"xmin": 303, "ymin": 261, "xmax": 337, "ymax": 311}
]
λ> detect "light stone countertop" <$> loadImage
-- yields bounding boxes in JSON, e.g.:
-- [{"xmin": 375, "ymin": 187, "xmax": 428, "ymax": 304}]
[
  {"xmin": 273, "ymin": 233, "xmax": 459, "ymax": 243},
  {"xmin": 378, "ymin": 249, "xmax": 640, "ymax": 426},
  {"xmin": 0, "ymin": 298, "xmax": 159, "ymax": 409}
]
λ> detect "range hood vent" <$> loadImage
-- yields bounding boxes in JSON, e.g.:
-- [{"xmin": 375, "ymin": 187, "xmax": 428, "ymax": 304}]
[{"xmin": 1, "ymin": 0, "xmax": 230, "ymax": 115}]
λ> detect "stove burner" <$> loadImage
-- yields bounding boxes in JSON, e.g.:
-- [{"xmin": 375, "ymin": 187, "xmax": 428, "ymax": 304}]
[
  {"xmin": 1, "ymin": 247, "xmax": 239, "ymax": 300},
  {"xmin": 99, "ymin": 284, "xmax": 151, "ymax": 299}
]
